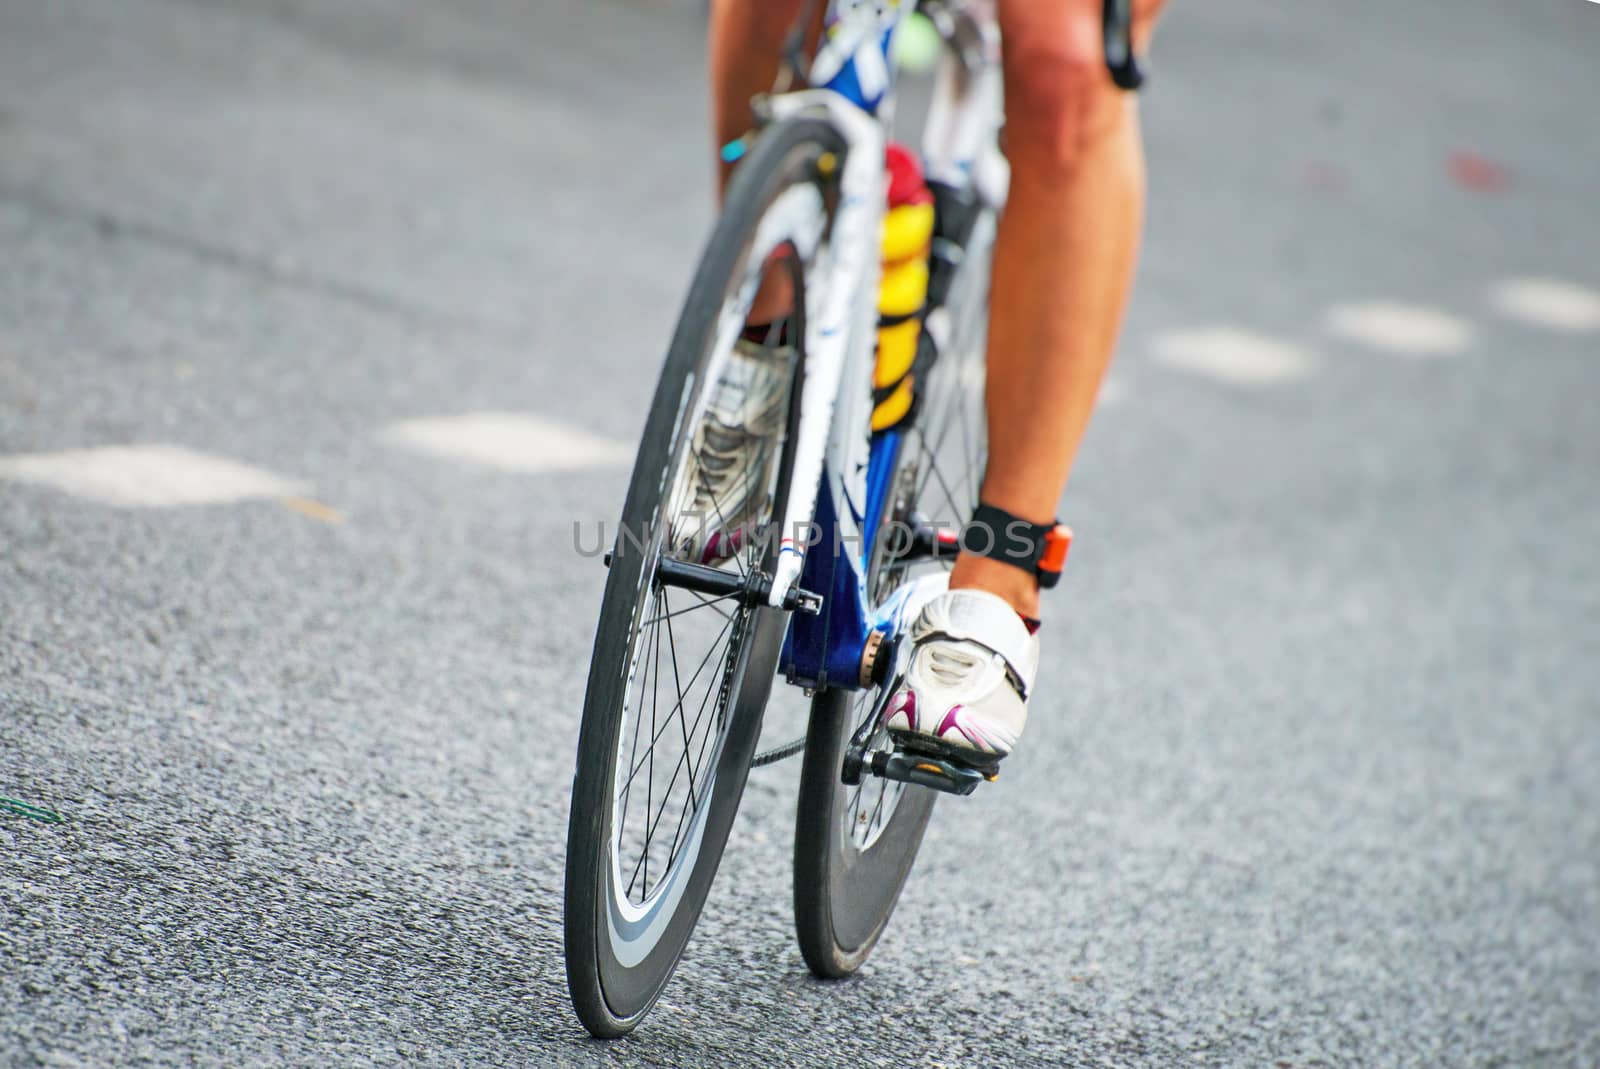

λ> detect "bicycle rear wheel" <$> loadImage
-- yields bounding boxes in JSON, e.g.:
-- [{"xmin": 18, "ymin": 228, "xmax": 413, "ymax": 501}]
[
  {"xmin": 563, "ymin": 117, "xmax": 843, "ymax": 1038},
  {"xmin": 792, "ymin": 202, "xmax": 996, "ymax": 978}
]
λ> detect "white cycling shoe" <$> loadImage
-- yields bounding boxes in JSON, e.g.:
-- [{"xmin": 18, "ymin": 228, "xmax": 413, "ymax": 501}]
[
  {"xmin": 883, "ymin": 588, "xmax": 1039, "ymax": 764},
  {"xmin": 668, "ymin": 338, "xmax": 793, "ymax": 564}
]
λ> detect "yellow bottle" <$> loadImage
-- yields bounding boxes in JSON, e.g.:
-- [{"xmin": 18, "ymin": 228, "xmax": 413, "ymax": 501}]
[{"xmin": 871, "ymin": 202, "xmax": 934, "ymax": 432}]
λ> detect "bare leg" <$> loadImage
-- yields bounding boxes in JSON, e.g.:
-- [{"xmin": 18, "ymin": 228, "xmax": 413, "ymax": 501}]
[
  {"xmin": 709, "ymin": 0, "xmax": 818, "ymax": 323},
  {"xmin": 949, "ymin": 0, "xmax": 1161, "ymax": 619},
  {"xmin": 711, "ymin": 0, "xmax": 1160, "ymax": 618},
  {"xmin": 709, "ymin": 0, "xmax": 807, "ymax": 182}
]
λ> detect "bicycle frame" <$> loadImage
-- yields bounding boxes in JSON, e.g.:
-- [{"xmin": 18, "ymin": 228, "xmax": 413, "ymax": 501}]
[{"xmin": 771, "ymin": 0, "xmax": 1006, "ymax": 691}]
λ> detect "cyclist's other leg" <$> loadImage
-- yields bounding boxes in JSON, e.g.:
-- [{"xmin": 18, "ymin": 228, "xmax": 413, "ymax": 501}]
[
  {"xmin": 709, "ymin": 0, "xmax": 815, "ymax": 184},
  {"xmin": 677, "ymin": 0, "xmax": 817, "ymax": 565},
  {"xmin": 708, "ymin": 0, "xmax": 817, "ymax": 324},
  {"xmin": 949, "ymin": 0, "xmax": 1165, "ymax": 621},
  {"xmin": 882, "ymin": 0, "xmax": 1164, "ymax": 765}
]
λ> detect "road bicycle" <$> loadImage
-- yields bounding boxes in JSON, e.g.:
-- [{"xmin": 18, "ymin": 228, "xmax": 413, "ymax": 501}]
[{"xmin": 563, "ymin": 0, "xmax": 1142, "ymax": 1038}]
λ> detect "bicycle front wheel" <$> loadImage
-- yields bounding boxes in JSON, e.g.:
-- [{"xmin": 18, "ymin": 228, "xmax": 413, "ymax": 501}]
[{"xmin": 564, "ymin": 117, "xmax": 843, "ymax": 1038}]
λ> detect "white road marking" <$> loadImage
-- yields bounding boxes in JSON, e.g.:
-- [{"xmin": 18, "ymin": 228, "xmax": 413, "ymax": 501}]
[
  {"xmin": 280, "ymin": 496, "xmax": 346, "ymax": 524},
  {"xmin": 1148, "ymin": 326, "xmax": 1317, "ymax": 385},
  {"xmin": 1488, "ymin": 277, "xmax": 1600, "ymax": 333},
  {"xmin": 379, "ymin": 411, "xmax": 634, "ymax": 473},
  {"xmin": 1324, "ymin": 301, "xmax": 1475, "ymax": 357},
  {"xmin": 0, "ymin": 444, "xmax": 309, "ymax": 507}
]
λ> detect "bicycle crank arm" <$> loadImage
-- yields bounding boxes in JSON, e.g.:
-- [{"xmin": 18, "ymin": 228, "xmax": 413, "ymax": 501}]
[{"xmin": 842, "ymin": 665, "xmax": 997, "ymax": 797}]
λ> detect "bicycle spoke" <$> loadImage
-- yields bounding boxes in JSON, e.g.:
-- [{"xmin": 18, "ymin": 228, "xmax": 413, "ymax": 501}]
[
  {"xmin": 641, "ymin": 590, "xmax": 739, "ymax": 628},
  {"xmin": 688, "ymin": 588, "xmax": 737, "ymax": 621},
  {"xmin": 955, "ymin": 377, "xmax": 982, "ymax": 509},
  {"xmin": 661, "ymin": 664, "xmax": 727, "ymax": 874},
  {"xmin": 689, "ymin": 452, "xmax": 749, "ymax": 581},
  {"xmin": 865, "ymin": 774, "xmax": 889, "ymax": 839},
  {"xmin": 617, "ymin": 592, "xmax": 739, "ymax": 902},
  {"xmin": 845, "ymin": 776, "xmax": 866, "ymax": 837},
  {"xmin": 846, "ymin": 695, "xmax": 872, "ymax": 823},
  {"xmin": 615, "ymin": 611, "xmax": 736, "ymax": 806},
  {"xmin": 911, "ymin": 393, "xmax": 963, "ymax": 508},
  {"xmin": 924, "ymin": 449, "xmax": 967, "ymax": 533},
  {"xmin": 662, "ymin": 593, "xmax": 698, "ymax": 815},
  {"xmin": 619, "ymin": 354, "xmax": 785, "ymax": 905},
  {"xmin": 625, "ymin": 621, "xmax": 733, "ymax": 897}
]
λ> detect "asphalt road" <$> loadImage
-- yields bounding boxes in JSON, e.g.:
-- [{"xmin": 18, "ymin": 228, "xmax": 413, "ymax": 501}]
[{"xmin": 3, "ymin": 0, "xmax": 1598, "ymax": 1066}]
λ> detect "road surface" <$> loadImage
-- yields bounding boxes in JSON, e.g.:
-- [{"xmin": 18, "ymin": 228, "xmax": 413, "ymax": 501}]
[{"xmin": 2, "ymin": 0, "xmax": 1597, "ymax": 1065}]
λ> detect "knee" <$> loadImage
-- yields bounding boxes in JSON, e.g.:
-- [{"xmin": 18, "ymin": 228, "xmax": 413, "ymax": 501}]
[{"xmin": 1001, "ymin": 19, "xmax": 1130, "ymax": 175}]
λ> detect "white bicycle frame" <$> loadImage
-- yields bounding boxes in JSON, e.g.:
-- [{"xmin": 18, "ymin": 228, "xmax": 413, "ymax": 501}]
[{"xmin": 763, "ymin": 0, "xmax": 1007, "ymax": 609}]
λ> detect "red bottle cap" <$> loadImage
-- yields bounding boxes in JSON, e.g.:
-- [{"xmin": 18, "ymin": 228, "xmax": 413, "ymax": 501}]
[{"xmin": 885, "ymin": 142, "xmax": 933, "ymax": 208}]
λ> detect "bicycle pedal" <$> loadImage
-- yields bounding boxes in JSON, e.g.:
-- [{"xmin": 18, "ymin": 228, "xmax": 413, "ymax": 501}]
[{"xmin": 865, "ymin": 748, "xmax": 993, "ymax": 796}]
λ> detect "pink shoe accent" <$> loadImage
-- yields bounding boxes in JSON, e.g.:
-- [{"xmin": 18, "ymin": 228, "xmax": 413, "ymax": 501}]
[
  {"xmin": 936, "ymin": 705, "xmax": 994, "ymax": 751},
  {"xmin": 698, "ymin": 528, "xmax": 746, "ymax": 565},
  {"xmin": 935, "ymin": 705, "xmax": 964, "ymax": 737},
  {"xmin": 884, "ymin": 689, "xmax": 918, "ymax": 733}
]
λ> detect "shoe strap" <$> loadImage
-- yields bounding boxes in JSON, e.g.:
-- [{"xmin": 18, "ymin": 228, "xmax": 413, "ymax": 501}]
[{"xmin": 914, "ymin": 589, "xmax": 1037, "ymax": 699}]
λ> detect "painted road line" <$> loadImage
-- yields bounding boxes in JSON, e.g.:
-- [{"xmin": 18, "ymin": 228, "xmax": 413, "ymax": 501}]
[
  {"xmin": 281, "ymin": 496, "xmax": 346, "ymax": 524},
  {"xmin": 1488, "ymin": 277, "xmax": 1600, "ymax": 333},
  {"xmin": 1324, "ymin": 301, "xmax": 1475, "ymax": 357},
  {"xmin": 0, "ymin": 444, "xmax": 309, "ymax": 507},
  {"xmin": 378, "ymin": 411, "xmax": 634, "ymax": 473},
  {"xmin": 1149, "ymin": 327, "xmax": 1317, "ymax": 386}
]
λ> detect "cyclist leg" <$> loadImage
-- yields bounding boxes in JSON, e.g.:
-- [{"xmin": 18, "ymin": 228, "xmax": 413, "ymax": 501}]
[
  {"xmin": 949, "ymin": 0, "xmax": 1165, "ymax": 621},
  {"xmin": 710, "ymin": 0, "xmax": 811, "ymax": 183},
  {"xmin": 712, "ymin": 0, "xmax": 1162, "ymax": 618},
  {"xmin": 886, "ymin": 0, "xmax": 1164, "ymax": 765},
  {"xmin": 672, "ymin": 1, "xmax": 816, "ymax": 565},
  {"xmin": 709, "ymin": 0, "xmax": 819, "ymax": 324}
]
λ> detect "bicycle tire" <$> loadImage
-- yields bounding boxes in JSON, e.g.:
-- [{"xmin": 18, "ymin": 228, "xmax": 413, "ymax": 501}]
[
  {"xmin": 564, "ymin": 116, "xmax": 844, "ymax": 1038},
  {"xmin": 792, "ymin": 198, "xmax": 996, "ymax": 980}
]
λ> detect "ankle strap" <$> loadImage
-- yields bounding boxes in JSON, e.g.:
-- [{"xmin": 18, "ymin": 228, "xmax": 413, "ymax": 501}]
[{"xmin": 963, "ymin": 504, "xmax": 1073, "ymax": 589}]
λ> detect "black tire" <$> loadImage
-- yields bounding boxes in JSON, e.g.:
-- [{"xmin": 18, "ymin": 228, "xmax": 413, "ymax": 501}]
[
  {"xmin": 792, "ymin": 195, "xmax": 996, "ymax": 980},
  {"xmin": 564, "ymin": 117, "xmax": 844, "ymax": 1038},
  {"xmin": 794, "ymin": 685, "xmax": 937, "ymax": 977}
]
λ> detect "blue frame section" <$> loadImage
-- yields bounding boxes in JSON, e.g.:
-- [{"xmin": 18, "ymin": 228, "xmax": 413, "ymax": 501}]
[
  {"xmin": 862, "ymin": 429, "xmax": 903, "ymax": 552},
  {"xmin": 816, "ymin": 24, "xmax": 898, "ymax": 115},
  {"xmin": 779, "ymin": 433, "xmax": 901, "ymax": 690},
  {"xmin": 776, "ymin": 2, "xmax": 912, "ymax": 690}
]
